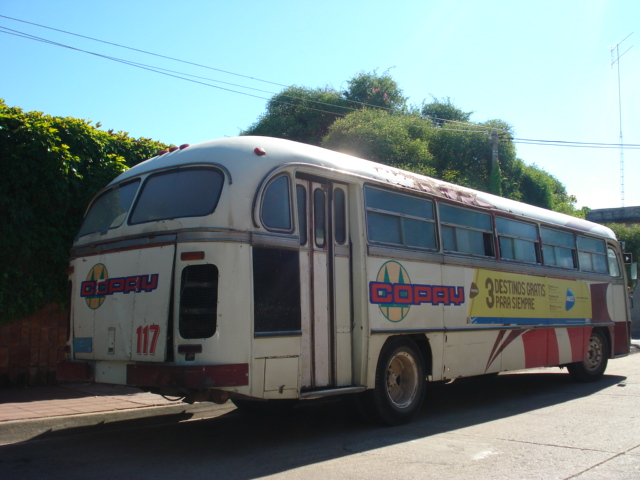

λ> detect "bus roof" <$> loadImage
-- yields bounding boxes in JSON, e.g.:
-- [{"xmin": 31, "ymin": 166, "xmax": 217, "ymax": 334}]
[{"xmin": 111, "ymin": 136, "xmax": 616, "ymax": 241}]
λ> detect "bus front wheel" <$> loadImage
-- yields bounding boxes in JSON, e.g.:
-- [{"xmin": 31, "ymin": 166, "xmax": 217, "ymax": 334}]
[
  {"xmin": 567, "ymin": 330, "xmax": 609, "ymax": 382},
  {"xmin": 368, "ymin": 337, "xmax": 426, "ymax": 425}
]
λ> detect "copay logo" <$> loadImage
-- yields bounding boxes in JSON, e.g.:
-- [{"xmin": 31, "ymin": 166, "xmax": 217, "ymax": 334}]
[
  {"xmin": 565, "ymin": 288, "xmax": 576, "ymax": 311},
  {"xmin": 369, "ymin": 261, "xmax": 465, "ymax": 322},
  {"xmin": 81, "ymin": 263, "xmax": 159, "ymax": 310}
]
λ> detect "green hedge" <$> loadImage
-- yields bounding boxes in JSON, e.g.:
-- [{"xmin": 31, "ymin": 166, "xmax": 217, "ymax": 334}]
[{"xmin": 0, "ymin": 100, "xmax": 168, "ymax": 323}]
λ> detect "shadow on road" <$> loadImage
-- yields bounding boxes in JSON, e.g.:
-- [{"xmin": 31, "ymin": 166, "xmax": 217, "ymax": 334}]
[{"xmin": 5, "ymin": 370, "xmax": 627, "ymax": 480}]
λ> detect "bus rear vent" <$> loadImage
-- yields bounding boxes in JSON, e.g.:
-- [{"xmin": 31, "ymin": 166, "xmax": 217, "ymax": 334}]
[{"xmin": 179, "ymin": 264, "xmax": 218, "ymax": 339}]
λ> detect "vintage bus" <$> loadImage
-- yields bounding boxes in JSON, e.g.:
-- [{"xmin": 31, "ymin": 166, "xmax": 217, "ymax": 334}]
[{"xmin": 58, "ymin": 136, "xmax": 632, "ymax": 425}]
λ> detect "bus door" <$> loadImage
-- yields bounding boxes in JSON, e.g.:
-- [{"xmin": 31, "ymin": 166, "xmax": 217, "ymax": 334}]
[
  {"xmin": 608, "ymin": 245, "xmax": 631, "ymax": 355},
  {"xmin": 296, "ymin": 178, "xmax": 352, "ymax": 389}
]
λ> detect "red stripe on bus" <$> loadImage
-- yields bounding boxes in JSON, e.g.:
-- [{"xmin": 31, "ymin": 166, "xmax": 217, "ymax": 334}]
[
  {"xmin": 567, "ymin": 327, "xmax": 588, "ymax": 363},
  {"xmin": 126, "ymin": 363, "xmax": 249, "ymax": 389},
  {"xmin": 522, "ymin": 330, "xmax": 548, "ymax": 369},
  {"xmin": 547, "ymin": 329, "xmax": 560, "ymax": 366}
]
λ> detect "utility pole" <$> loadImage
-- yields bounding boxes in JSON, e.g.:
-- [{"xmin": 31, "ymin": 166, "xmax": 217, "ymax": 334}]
[
  {"xmin": 489, "ymin": 130, "xmax": 502, "ymax": 195},
  {"xmin": 610, "ymin": 33, "xmax": 633, "ymax": 207}
]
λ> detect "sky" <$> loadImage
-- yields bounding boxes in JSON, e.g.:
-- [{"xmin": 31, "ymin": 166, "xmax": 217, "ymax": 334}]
[{"xmin": 1, "ymin": 0, "xmax": 639, "ymax": 210}]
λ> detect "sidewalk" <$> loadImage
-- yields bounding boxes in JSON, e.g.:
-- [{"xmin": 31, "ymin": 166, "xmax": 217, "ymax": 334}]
[
  {"xmin": 0, "ymin": 382, "xmax": 232, "ymax": 445},
  {"xmin": 0, "ymin": 382, "xmax": 185, "ymax": 423}
]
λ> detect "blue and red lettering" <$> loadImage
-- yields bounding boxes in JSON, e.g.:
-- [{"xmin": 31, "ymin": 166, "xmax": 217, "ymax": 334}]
[
  {"xmin": 370, "ymin": 282, "xmax": 465, "ymax": 306},
  {"xmin": 81, "ymin": 274, "xmax": 159, "ymax": 298}
]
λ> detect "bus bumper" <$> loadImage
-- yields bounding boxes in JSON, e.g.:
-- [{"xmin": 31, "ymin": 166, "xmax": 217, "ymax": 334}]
[{"xmin": 56, "ymin": 361, "xmax": 249, "ymax": 390}]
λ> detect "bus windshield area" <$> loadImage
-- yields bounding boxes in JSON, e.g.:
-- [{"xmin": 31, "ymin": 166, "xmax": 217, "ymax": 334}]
[
  {"xmin": 78, "ymin": 180, "xmax": 140, "ymax": 237},
  {"xmin": 77, "ymin": 167, "xmax": 225, "ymax": 237}
]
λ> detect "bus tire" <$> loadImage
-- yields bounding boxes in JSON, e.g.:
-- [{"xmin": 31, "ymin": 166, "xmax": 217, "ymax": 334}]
[
  {"xmin": 370, "ymin": 337, "xmax": 426, "ymax": 425},
  {"xmin": 567, "ymin": 330, "xmax": 609, "ymax": 382}
]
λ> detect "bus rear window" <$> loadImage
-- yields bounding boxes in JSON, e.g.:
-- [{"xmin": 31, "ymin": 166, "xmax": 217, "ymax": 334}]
[
  {"xmin": 129, "ymin": 168, "xmax": 224, "ymax": 225},
  {"xmin": 77, "ymin": 180, "xmax": 140, "ymax": 237}
]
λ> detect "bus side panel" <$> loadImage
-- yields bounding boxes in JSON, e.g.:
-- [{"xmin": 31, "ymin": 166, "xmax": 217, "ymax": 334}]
[
  {"xmin": 174, "ymin": 242, "xmax": 253, "ymax": 396},
  {"xmin": 366, "ymin": 257, "xmax": 444, "ymax": 384},
  {"xmin": 334, "ymin": 253, "xmax": 352, "ymax": 387},
  {"xmin": 72, "ymin": 245, "xmax": 175, "ymax": 363},
  {"xmin": 442, "ymin": 266, "xmax": 500, "ymax": 378},
  {"xmin": 367, "ymin": 258, "xmax": 443, "ymax": 331}
]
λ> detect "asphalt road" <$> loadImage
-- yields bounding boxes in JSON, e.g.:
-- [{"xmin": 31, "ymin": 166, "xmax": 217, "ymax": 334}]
[{"xmin": 1, "ymin": 355, "xmax": 639, "ymax": 480}]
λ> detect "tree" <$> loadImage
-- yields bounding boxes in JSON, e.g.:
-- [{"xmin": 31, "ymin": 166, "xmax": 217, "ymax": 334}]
[
  {"xmin": 517, "ymin": 162, "xmax": 584, "ymax": 214},
  {"xmin": 242, "ymin": 86, "xmax": 353, "ymax": 146},
  {"xmin": 0, "ymin": 99, "xmax": 168, "ymax": 322},
  {"xmin": 421, "ymin": 96, "xmax": 473, "ymax": 127},
  {"xmin": 243, "ymin": 70, "xmax": 407, "ymax": 146},
  {"xmin": 322, "ymin": 109, "xmax": 435, "ymax": 176},
  {"xmin": 244, "ymin": 73, "xmax": 583, "ymax": 217},
  {"xmin": 343, "ymin": 69, "xmax": 407, "ymax": 111}
]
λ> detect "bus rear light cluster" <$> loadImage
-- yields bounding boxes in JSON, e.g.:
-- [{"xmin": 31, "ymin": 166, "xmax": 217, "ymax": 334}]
[
  {"xmin": 181, "ymin": 251, "xmax": 205, "ymax": 261},
  {"xmin": 157, "ymin": 144, "xmax": 190, "ymax": 156}
]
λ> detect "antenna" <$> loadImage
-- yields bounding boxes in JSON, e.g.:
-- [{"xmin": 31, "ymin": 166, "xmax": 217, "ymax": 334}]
[{"xmin": 610, "ymin": 33, "xmax": 633, "ymax": 207}]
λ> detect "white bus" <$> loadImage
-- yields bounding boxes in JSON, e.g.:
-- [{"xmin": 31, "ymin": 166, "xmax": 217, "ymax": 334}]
[{"xmin": 59, "ymin": 136, "xmax": 632, "ymax": 425}]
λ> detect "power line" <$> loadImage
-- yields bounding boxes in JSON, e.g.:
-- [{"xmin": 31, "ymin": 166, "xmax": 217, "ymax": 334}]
[
  {"xmin": 2, "ymin": 16, "xmax": 638, "ymax": 152},
  {"xmin": 513, "ymin": 138, "xmax": 640, "ymax": 149},
  {"xmin": 0, "ymin": 26, "xmax": 365, "ymax": 119},
  {"xmin": 0, "ymin": 24, "xmax": 495, "ymax": 130},
  {"xmin": 0, "ymin": 15, "xmax": 499, "ymax": 131},
  {"xmin": 0, "ymin": 13, "xmax": 290, "ymax": 89}
]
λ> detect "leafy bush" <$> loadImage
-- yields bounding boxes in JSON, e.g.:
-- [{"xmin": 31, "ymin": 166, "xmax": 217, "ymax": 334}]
[{"xmin": 0, "ymin": 100, "xmax": 168, "ymax": 322}]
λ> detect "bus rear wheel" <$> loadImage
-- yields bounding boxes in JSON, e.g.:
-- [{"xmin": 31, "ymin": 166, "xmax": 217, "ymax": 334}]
[
  {"xmin": 368, "ymin": 337, "xmax": 426, "ymax": 425},
  {"xmin": 567, "ymin": 330, "xmax": 609, "ymax": 382}
]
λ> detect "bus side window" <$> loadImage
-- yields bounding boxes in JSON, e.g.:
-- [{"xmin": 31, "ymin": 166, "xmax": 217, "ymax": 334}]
[
  {"xmin": 364, "ymin": 186, "xmax": 436, "ymax": 250},
  {"xmin": 541, "ymin": 227, "xmax": 576, "ymax": 269},
  {"xmin": 439, "ymin": 203, "xmax": 494, "ymax": 257},
  {"xmin": 496, "ymin": 217, "xmax": 540, "ymax": 264},
  {"xmin": 577, "ymin": 235, "xmax": 608, "ymax": 273},
  {"xmin": 334, "ymin": 188, "xmax": 346, "ymax": 245},
  {"xmin": 262, "ymin": 175, "xmax": 292, "ymax": 231},
  {"xmin": 314, "ymin": 188, "xmax": 326, "ymax": 248},
  {"xmin": 608, "ymin": 247, "xmax": 621, "ymax": 277},
  {"xmin": 296, "ymin": 185, "xmax": 307, "ymax": 246}
]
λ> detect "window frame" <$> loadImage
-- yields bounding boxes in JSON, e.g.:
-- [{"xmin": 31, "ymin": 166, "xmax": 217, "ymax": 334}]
[
  {"xmin": 438, "ymin": 203, "xmax": 495, "ymax": 258},
  {"xmin": 260, "ymin": 174, "xmax": 294, "ymax": 233},
  {"xmin": 364, "ymin": 185, "xmax": 437, "ymax": 251},
  {"xmin": 78, "ymin": 179, "xmax": 141, "ymax": 237},
  {"xmin": 540, "ymin": 226, "xmax": 577, "ymax": 269},
  {"xmin": 607, "ymin": 246, "xmax": 622, "ymax": 278},
  {"xmin": 577, "ymin": 234, "xmax": 608, "ymax": 274},
  {"xmin": 128, "ymin": 167, "xmax": 224, "ymax": 226},
  {"xmin": 496, "ymin": 216, "xmax": 541, "ymax": 264},
  {"xmin": 296, "ymin": 184, "xmax": 307, "ymax": 246},
  {"xmin": 333, "ymin": 187, "xmax": 347, "ymax": 245}
]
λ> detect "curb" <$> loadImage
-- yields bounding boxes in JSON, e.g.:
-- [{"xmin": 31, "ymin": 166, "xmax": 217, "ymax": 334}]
[{"xmin": 0, "ymin": 401, "xmax": 234, "ymax": 446}]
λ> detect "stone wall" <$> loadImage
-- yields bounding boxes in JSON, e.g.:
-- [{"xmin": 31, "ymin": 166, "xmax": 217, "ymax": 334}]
[{"xmin": 0, "ymin": 304, "xmax": 68, "ymax": 387}]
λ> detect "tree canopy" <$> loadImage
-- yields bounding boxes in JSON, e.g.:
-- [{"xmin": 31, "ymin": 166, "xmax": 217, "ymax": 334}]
[
  {"xmin": 0, "ymin": 99, "xmax": 168, "ymax": 322},
  {"xmin": 241, "ymin": 86, "xmax": 353, "ymax": 146},
  {"xmin": 421, "ymin": 96, "xmax": 473, "ymax": 127},
  {"xmin": 243, "ymin": 71, "xmax": 585, "ymax": 216}
]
